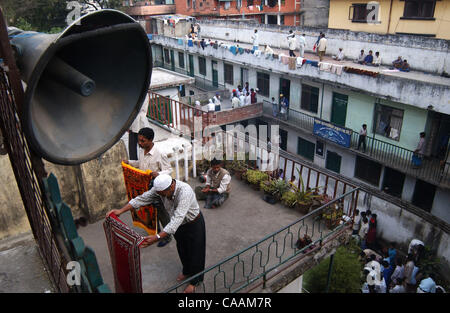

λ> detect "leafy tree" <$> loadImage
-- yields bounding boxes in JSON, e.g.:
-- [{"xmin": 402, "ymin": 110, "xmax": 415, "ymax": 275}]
[{"xmin": 304, "ymin": 240, "xmax": 363, "ymax": 293}]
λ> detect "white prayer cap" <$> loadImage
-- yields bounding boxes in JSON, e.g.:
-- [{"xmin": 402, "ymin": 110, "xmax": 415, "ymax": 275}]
[
  {"xmin": 152, "ymin": 174, "xmax": 173, "ymax": 191},
  {"xmin": 195, "ymin": 100, "xmax": 200, "ymax": 105}
]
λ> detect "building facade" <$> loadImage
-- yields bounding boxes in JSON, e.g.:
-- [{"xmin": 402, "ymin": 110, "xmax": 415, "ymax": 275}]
[
  {"xmin": 328, "ymin": 0, "xmax": 450, "ymax": 40},
  {"xmin": 149, "ymin": 20, "xmax": 450, "ymax": 228},
  {"xmin": 124, "ymin": 0, "xmax": 330, "ymax": 27}
]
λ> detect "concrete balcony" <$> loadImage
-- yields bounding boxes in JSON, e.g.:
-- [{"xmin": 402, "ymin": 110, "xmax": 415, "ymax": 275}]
[
  {"xmin": 125, "ymin": 4, "xmax": 176, "ymax": 16},
  {"xmin": 150, "ymin": 34, "xmax": 450, "ymax": 115}
]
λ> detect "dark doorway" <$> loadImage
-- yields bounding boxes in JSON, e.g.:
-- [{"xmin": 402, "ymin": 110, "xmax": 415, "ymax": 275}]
[
  {"xmin": 212, "ymin": 60, "xmax": 218, "ymax": 87},
  {"xmin": 279, "ymin": 78, "xmax": 291, "ymax": 101},
  {"xmin": 267, "ymin": 15, "xmax": 277, "ymax": 25},
  {"xmin": 280, "ymin": 128, "xmax": 288, "ymax": 151},
  {"xmin": 188, "ymin": 55, "xmax": 194, "ymax": 77},
  {"xmin": 412, "ymin": 179, "xmax": 436, "ymax": 212},
  {"xmin": 382, "ymin": 167, "xmax": 405, "ymax": 197}
]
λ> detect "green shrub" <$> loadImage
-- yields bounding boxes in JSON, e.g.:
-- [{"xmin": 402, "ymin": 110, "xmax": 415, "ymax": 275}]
[
  {"xmin": 246, "ymin": 169, "xmax": 269, "ymax": 185},
  {"xmin": 303, "ymin": 242, "xmax": 363, "ymax": 293},
  {"xmin": 281, "ymin": 191, "xmax": 297, "ymax": 208}
]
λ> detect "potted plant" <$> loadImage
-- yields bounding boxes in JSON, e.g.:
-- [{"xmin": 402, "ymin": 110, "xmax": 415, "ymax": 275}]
[
  {"xmin": 291, "ymin": 170, "xmax": 322, "ymax": 214},
  {"xmin": 245, "ymin": 169, "xmax": 269, "ymax": 190},
  {"xmin": 271, "ymin": 179, "xmax": 291, "ymax": 201},
  {"xmin": 321, "ymin": 198, "xmax": 344, "ymax": 230},
  {"xmin": 230, "ymin": 160, "xmax": 247, "ymax": 180},
  {"xmin": 281, "ymin": 191, "xmax": 297, "ymax": 208},
  {"xmin": 261, "ymin": 180, "xmax": 277, "ymax": 204}
]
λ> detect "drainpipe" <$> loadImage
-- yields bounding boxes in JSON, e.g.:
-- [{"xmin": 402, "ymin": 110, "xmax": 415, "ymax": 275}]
[
  {"xmin": 387, "ymin": 0, "xmax": 393, "ymax": 34},
  {"xmin": 320, "ymin": 83, "xmax": 325, "ymax": 120}
]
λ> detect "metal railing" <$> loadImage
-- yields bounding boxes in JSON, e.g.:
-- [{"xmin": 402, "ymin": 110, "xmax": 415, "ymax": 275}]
[
  {"xmin": 153, "ymin": 60, "xmax": 225, "ymax": 91},
  {"xmin": 165, "ymin": 187, "xmax": 358, "ymax": 293},
  {"xmin": 0, "ymin": 24, "xmax": 70, "ymax": 292},
  {"xmin": 262, "ymin": 100, "xmax": 450, "ymax": 188}
]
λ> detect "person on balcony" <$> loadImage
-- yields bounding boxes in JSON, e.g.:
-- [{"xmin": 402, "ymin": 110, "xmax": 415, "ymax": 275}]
[
  {"xmin": 207, "ymin": 99, "xmax": 215, "ymax": 112},
  {"xmin": 242, "ymin": 82, "xmax": 250, "ymax": 95},
  {"xmin": 287, "ymin": 30, "xmax": 297, "ymax": 57},
  {"xmin": 195, "ymin": 158, "xmax": 231, "ymax": 209},
  {"xmin": 357, "ymin": 124, "xmax": 367, "ymax": 153},
  {"xmin": 279, "ymin": 94, "xmax": 289, "ymax": 121},
  {"xmin": 400, "ymin": 59, "xmax": 410, "ymax": 72},
  {"xmin": 298, "ymin": 33, "xmax": 306, "ymax": 58},
  {"xmin": 251, "ymin": 29, "xmax": 259, "ymax": 51},
  {"xmin": 123, "ymin": 127, "xmax": 173, "ymax": 248},
  {"xmin": 107, "ymin": 174, "xmax": 206, "ymax": 293},
  {"xmin": 231, "ymin": 91, "xmax": 240, "ymax": 109},
  {"xmin": 392, "ymin": 56, "xmax": 403, "ymax": 69},
  {"xmin": 250, "ymin": 88, "xmax": 258, "ymax": 104},
  {"xmin": 356, "ymin": 49, "xmax": 366, "ymax": 64},
  {"xmin": 239, "ymin": 92, "xmax": 246, "ymax": 107},
  {"xmin": 213, "ymin": 93, "xmax": 221, "ymax": 111},
  {"xmin": 245, "ymin": 92, "xmax": 251, "ymax": 106},
  {"xmin": 264, "ymin": 44, "xmax": 274, "ymax": 59},
  {"xmin": 372, "ymin": 51, "xmax": 382, "ymax": 67},
  {"xmin": 332, "ymin": 48, "xmax": 344, "ymax": 61},
  {"xmin": 317, "ymin": 33, "xmax": 327, "ymax": 62},
  {"xmin": 413, "ymin": 132, "xmax": 426, "ymax": 168},
  {"xmin": 363, "ymin": 50, "xmax": 374, "ymax": 65},
  {"xmin": 271, "ymin": 96, "xmax": 278, "ymax": 117}
]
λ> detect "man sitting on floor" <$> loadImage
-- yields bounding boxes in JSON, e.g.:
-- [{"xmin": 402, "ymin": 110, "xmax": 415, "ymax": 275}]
[{"xmin": 195, "ymin": 158, "xmax": 231, "ymax": 209}]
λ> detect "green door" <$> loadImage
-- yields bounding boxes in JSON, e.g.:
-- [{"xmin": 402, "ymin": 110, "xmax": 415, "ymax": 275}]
[
  {"xmin": 297, "ymin": 137, "xmax": 315, "ymax": 161},
  {"xmin": 326, "ymin": 151, "xmax": 342, "ymax": 174},
  {"xmin": 170, "ymin": 50, "xmax": 175, "ymax": 71},
  {"xmin": 330, "ymin": 93, "xmax": 348, "ymax": 127},
  {"xmin": 188, "ymin": 55, "xmax": 194, "ymax": 77},
  {"xmin": 212, "ymin": 60, "xmax": 218, "ymax": 87}
]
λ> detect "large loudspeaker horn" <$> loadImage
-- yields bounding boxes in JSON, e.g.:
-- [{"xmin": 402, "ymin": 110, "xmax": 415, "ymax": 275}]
[{"xmin": 8, "ymin": 9, "xmax": 152, "ymax": 165}]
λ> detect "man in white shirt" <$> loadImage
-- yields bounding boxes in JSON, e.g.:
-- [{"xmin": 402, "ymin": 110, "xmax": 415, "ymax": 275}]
[
  {"xmin": 107, "ymin": 174, "xmax": 206, "ymax": 293},
  {"xmin": 239, "ymin": 93, "xmax": 246, "ymax": 107},
  {"xmin": 287, "ymin": 30, "xmax": 297, "ymax": 57},
  {"xmin": 333, "ymin": 48, "xmax": 344, "ymax": 61},
  {"xmin": 264, "ymin": 44, "xmax": 274, "ymax": 59},
  {"xmin": 244, "ymin": 92, "xmax": 251, "ymax": 106},
  {"xmin": 359, "ymin": 216, "xmax": 369, "ymax": 249},
  {"xmin": 252, "ymin": 29, "xmax": 259, "ymax": 51},
  {"xmin": 213, "ymin": 93, "xmax": 221, "ymax": 111},
  {"xmin": 195, "ymin": 158, "xmax": 231, "ymax": 209},
  {"xmin": 207, "ymin": 99, "xmax": 215, "ymax": 112},
  {"xmin": 373, "ymin": 51, "xmax": 382, "ymax": 66},
  {"xmin": 124, "ymin": 127, "xmax": 173, "ymax": 247},
  {"xmin": 317, "ymin": 33, "xmax": 327, "ymax": 61},
  {"xmin": 298, "ymin": 34, "xmax": 306, "ymax": 58},
  {"xmin": 231, "ymin": 93, "xmax": 240, "ymax": 109},
  {"xmin": 356, "ymin": 49, "xmax": 366, "ymax": 64}
]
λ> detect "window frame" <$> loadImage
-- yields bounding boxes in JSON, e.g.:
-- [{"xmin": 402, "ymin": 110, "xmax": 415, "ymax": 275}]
[
  {"xmin": 401, "ymin": 0, "xmax": 436, "ymax": 20},
  {"xmin": 354, "ymin": 156, "xmax": 382, "ymax": 186},
  {"xmin": 257, "ymin": 72, "xmax": 270, "ymax": 97},
  {"xmin": 301, "ymin": 84, "xmax": 319, "ymax": 114},
  {"xmin": 374, "ymin": 103, "xmax": 404, "ymax": 142},
  {"xmin": 198, "ymin": 56, "xmax": 206, "ymax": 76},
  {"xmin": 178, "ymin": 52, "xmax": 185, "ymax": 69},
  {"xmin": 224, "ymin": 63, "xmax": 234, "ymax": 85},
  {"xmin": 163, "ymin": 48, "xmax": 170, "ymax": 64}
]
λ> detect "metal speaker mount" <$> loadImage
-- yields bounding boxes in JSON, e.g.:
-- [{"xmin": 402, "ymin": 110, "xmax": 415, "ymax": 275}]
[{"xmin": 8, "ymin": 9, "xmax": 152, "ymax": 165}]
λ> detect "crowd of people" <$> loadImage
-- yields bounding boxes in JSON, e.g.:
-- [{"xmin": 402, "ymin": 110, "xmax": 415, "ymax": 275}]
[
  {"xmin": 355, "ymin": 49, "xmax": 382, "ymax": 67},
  {"xmin": 229, "ymin": 82, "xmax": 258, "ymax": 109},
  {"xmin": 352, "ymin": 209, "xmax": 444, "ymax": 293}
]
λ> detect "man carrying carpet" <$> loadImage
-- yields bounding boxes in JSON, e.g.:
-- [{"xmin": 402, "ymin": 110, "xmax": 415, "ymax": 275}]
[
  {"xmin": 107, "ymin": 174, "xmax": 206, "ymax": 293},
  {"xmin": 123, "ymin": 127, "xmax": 173, "ymax": 247}
]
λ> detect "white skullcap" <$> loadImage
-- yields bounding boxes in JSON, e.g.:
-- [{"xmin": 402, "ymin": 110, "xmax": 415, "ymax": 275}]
[
  {"xmin": 195, "ymin": 100, "xmax": 200, "ymax": 105},
  {"xmin": 152, "ymin": 174, "xmax": 173, "ymax": 191}
]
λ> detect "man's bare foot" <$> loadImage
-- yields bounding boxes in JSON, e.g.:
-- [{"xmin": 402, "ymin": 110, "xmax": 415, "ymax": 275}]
[
  {"xmin": 184, "ymin": 284, "xmax": 195, "ymax": 293},
  {"xmin": 177, "ymin": 273, "xmax": 187, "ymax": 282}
]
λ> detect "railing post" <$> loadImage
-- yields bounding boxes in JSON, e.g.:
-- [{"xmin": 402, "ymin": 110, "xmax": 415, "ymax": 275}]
[
  {"xmin": 192, "ymin": 139, "xmax": 197, "ymax": 178},
  {"xmin": 183, "ymin": 143, "xmax": 189, "ymax": 182},
  {"xmin": 173, "ymin": 146, "xmax": 180, "ymax": 180},
  {"xmin": 325, "ymin": 253, "xmax": 335, "ymax": 293}
]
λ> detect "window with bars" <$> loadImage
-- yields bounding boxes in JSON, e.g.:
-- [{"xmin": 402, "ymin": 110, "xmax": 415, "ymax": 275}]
[
  {"xmin": 374, "ymin": 104, "xmax": 403, "ymax": 141},
  {"xmin": 198, "ymin": 56, "xmax": 206, "ymax": 75},
  {"xmin": 187, "ymin": 0, "xmax": 191, "ymax": 8},
  {"xmin": 257, "ymin": 72, "xmax": 270, "ymax": 97},
  {"xmin": 224, "ymin": 63, "xmax": 233, "ymax": 85},
  {"xmin": 178, "ymin": 52, "xmax": 185, "ymax": 69},
  {"xmin": 301, "ymin": 84, "xmax": 319, "ymax": 114},
  {"xmin": 355, "ymin": 156, "xmax": 382, "ymax": 186},
  {"xmin": 351, "ymin": 3, "xmax": 369, "ymax": 22},
  {"xmin": 164, "ymin": 49, "xmax": 170, "ymax": 64},
  {"xmin": 403, "ymin": 0, "xmax": 436, "ymax": 19}
]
